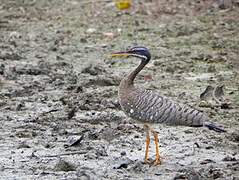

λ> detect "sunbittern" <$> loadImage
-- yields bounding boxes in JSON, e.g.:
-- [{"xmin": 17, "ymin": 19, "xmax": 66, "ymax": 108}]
[{"xmin": 110, "ymin": 46, "xmax": 226, "ymax": 165}]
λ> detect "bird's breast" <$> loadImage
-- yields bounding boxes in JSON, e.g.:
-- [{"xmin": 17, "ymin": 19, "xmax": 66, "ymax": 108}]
[{"xmin": 118, "ymin": 86, "xmax": 148, "ymax": 122}]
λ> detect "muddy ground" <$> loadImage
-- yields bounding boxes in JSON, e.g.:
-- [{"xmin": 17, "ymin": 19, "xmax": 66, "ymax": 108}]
[{"xmin": 0, "ymin": 0, "xmax": 239, "ymax": 179}]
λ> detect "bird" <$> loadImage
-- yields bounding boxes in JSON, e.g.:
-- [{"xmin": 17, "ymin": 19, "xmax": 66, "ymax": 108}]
[{"xmin": 110, "ymin": 46, "xmax": 226, "ymax": 165}]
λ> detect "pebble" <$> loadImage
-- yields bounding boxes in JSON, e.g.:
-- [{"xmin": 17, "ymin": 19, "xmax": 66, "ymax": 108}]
[{"xmin": 120, "ymin": 151, "xmax": 126, "ymax": 156}]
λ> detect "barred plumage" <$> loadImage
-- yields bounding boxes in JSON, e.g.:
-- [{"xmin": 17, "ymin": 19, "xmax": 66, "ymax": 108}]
[
  {"xmin": 113, "ymin": 46, "xmax": 225, "ymax": 133},
  {"xmin": 120, "ymin": 87, "xmax": 208, "ymax": 127},
  {"xmin": 111, "ymin": 46, "xmax": 226, "ymax": 165}
]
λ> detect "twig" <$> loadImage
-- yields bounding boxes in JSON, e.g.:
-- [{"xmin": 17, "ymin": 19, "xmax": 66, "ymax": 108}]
[{"xmin": 43, "ymin": 151, "xmax": 88, "ymax": 158}]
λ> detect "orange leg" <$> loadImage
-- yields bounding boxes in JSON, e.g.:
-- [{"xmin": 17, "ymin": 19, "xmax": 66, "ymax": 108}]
[
  {"xmin": 144, "ymin": 131, "xmax": 150, "ymax": 163},
  {"xmin": 144, "ymin": 124, "xmax": 150, "ymax": 163},
  {"xmin": 152, "ymin": 131, "xmax": 161, "ymax": 165}
]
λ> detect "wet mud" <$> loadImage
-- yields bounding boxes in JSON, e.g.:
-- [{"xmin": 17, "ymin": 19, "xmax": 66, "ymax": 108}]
[{"xmin": 0, "ymin": 0, "xmax": 239, "ymax": 179}]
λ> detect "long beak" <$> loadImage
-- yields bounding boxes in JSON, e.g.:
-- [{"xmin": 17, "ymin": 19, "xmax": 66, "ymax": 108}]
[{"xmin": 110, "ymin": 51, "xmax": 132, "ymax": 58}]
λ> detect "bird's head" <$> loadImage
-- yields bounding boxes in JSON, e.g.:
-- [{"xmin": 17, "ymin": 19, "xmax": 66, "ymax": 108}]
[{"xmin": 110, "ymin": 46, "xmax": 151, "ymax": 63}]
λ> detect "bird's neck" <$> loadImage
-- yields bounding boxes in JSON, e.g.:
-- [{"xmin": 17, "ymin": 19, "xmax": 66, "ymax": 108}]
[{"xmin": 120, "ymin": 60, "xmax": 147, "ymax": 89}]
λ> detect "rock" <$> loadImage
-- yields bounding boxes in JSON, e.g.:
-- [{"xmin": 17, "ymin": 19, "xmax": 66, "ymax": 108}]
[
  {"xmin": 54, "ymin": 158, "xmax": 76, "ymax": 172},
  {"xmin": 233, "ymin": 0, "xmax": 239, "ymax": 6},
  {"xmin": 84, "ymin": 144, "xmax": 108, "ymax": 159},
  {"xmin": 120, "ymin": 151, "xmax": 126, "ymax": 156},
  {"xmin": 173, "ymin": 174, "xmax": 186, "ymax": 180},
  {"xmin": 222, "ymin": 155, "xmax": 237, "ymax": 161},
  {"xmin": 220, "ymin": 103, "xmax": 230, "ymax": 109},
  {"xmin": 80, "ymin": 38, "xmax": 87, "ymax": 43},
  {"xmin": 66, "ymin": 85, "xmax": 83, "ymax": 93},
  {"xmin": 113, "ymin": 157, "xmax": 132, "ymax": 169},
  {"xmin": 0, "ymin": 63, "xmax": 4, "ymax": 75},
  {"xmin": 64, "ymin": 135, "xmax": 84, "ymax": 148},
  {"xmin": 199, "ymin": 85, "xmax": 230, "ymax": 109},
  {"xmin": 229, "ymin": 132, "xmax": 239, "ymax": 142},
  {"xmin": 17, "ymin": 141, "xmax": 31, "ymax": 149},
  {"xmin": 205, "ymin": 146, "xmax": 214, "ymax": 150},
  {"xmin": 200, "ymin": 159, "xmax": 215, "ymax": 165},
  {"xmin": 15, "ymin": 102, "xmax": 24, "ymax": 111},
  {"xmin": 67, "ymin": 107, "xmax": 77, "ymax": 119},
  {"xmin": 200, "ymin": 85, "xmax": 214, "ymax": 101},
  {"xmin": 101, "ymin": 99, "xmax": 118, "ymax": 109},
  {"xmin": 208, "ymin": 168, "xmax": 223, "ymax": 179},
  {"xmin": 214, "ymin": 85, "xmax": 225, "ymax": 101},
  {"xmin": 77, "ymin": 167, "xmax": 97, "ymax": 180},
  {"xmin": 183, "ymin": 129, "xmax": 194, "ymax": 134},
  {"xmin": 129, "ymin": 161, "xmax": 145, "ymax": 173},
  {"xmin": 175, "ymin": 168, "xmax": 201, "ymax": 180},
  {"xmin": 217, "ymin": 0, "xmax": 232, "ymax": 9}
]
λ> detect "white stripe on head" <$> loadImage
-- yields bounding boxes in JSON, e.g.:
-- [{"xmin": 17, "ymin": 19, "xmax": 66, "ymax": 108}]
[{"xmin": 132, "ymin": 54, "xmax": 147, "ymax": 60}]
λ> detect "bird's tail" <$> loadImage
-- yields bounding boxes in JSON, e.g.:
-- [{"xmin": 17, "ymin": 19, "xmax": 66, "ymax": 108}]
[{"xmin": 204, "ymin": 122, "xmax": 226, "ymax": 133}]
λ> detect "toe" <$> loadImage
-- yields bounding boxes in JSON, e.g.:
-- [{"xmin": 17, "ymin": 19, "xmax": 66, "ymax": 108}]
[
  {"xmin": 144, "ymin": 159, "xmax": 151, "ymax": 164},
  {"xmin": 153, "ymin": 159, "xmax": 161, "ymax": 165}
]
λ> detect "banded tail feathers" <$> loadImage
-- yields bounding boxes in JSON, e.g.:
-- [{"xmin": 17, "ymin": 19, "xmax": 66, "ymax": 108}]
[{"xmin": 204, "ymin": 122, "xmax": 226, "ymax": 133}]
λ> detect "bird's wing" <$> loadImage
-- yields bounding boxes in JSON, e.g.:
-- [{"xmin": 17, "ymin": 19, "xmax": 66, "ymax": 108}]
[{"xmin": 132, "ymin": 88, "xmax": 207, "ymax": 126}]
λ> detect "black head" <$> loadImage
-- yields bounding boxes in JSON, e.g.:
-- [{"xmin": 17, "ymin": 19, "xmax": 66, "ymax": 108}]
[
  {"xmin": 127, "ymin": 46, "xmax": 151, "ymax": 62},
  {"xmin": 111, "ymin": 46, "xmax": 151, "ymax": 63}
]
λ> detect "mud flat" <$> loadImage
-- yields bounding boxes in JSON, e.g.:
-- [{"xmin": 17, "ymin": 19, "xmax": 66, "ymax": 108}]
[{"xmin": 0, "ymin": 0, "xmax": 238, "ymax": 179}]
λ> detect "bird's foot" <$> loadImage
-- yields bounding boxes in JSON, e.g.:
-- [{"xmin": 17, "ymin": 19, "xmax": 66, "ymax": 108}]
[
  {"xmin": 144, "ymin": 158, "xmax": 151, "ymax": 164},
  {"xmin": 144, "ymin": 157, "xmax": 161, "ymax": 165},
  {"xmin": 153, "ymin": 157, "xmax": 161, "ymax": 165}
]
